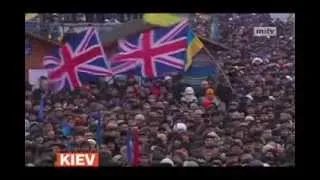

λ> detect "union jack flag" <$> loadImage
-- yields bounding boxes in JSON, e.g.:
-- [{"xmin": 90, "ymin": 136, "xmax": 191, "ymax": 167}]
[
  {"xmin": 111, "ymin": 19, "xmax": 189, "ymax": 78},
  {"xmin": 43, "ymin": 28, "xmax": 112, "ymax": 92}
]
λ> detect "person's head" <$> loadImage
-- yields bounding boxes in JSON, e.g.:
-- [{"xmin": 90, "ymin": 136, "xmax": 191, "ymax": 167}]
[
  {"xmin": 39, "ymin": 76, "xmax": 49, "ymax": 90},
  {"xmin": 157, "ymin": 133, "xmax": 168, "ymax": 145},
  {"xmin": 148, "ymin": 120, "xmax": 160, "ymax": 134},
  {"xmin": 172, "ymin": 153, "xmax": 184, "ymax": 165},
  {"xmin": 173, "ymin": 123, "xmax": 187, "ymax": 134},
  {"xmin": 54, "ymin": 107, "xmax": 64, "ymax": 119},
  {"xmin": 254, "ymin": 87, "xmax": 263, "ymax": 97},
  {"xmin": 25, "ymin": 100, "xmax": 33, "ymax": 111},
  {"xmin": 87, "ymin": 139, "xmax": 97, "ymax": 150},
  {"xmin": 164, "ymin": 76, "xmax": 173, "ymax": 86},
  {"xmin": 74, "ymin": 132, "xmax": 85, "ymax": 144},
  {"xmin": 184, "ymin": 87, "xmax": 195, "ymax": 96},
  {"xmin": 100, "ymin": 144, "xmax": 112, "ymax": 156},
  {"xmin": 111, "ymin": 88, "xmax": 119, "ymax": 97},
  {"xmin": 105, "ymin": 122, "xmax": 120, "ymax": 138},
  {"xmin": 127, "ymin": 76, "xmax": 136, "ymax": 85},
  {"xmin": 115, "ymin": 78, "xmax": 126, "ymax": 87},
  {"xmin": 80, "ymin": 141, "xmax": 91, "ymax": 151},
  {"xmin": 106, "ymin": 141, "xmax": 116, "ymax": 152},
  {"xmin": 201, "ymin": 80, "xmax": 209, "ymax": 89},
  {"xmin": 204, "ymin": 132, "xmax": 220, "ymax": 148},
  {"xmin": 206, "ymin": 88, "xmax": 215, "ymax": 99},
  {"xmin": 148, "ymin": 95, "xmax": 157, "ymax": 104},
  {"xmin": 135, "ymin": 114, "xmax": 146, "ymax": 126}
]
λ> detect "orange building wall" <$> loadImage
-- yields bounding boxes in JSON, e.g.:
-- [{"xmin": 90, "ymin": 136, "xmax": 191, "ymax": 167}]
[{"xmin": 25, "ymin": 36, "xmax": 59, "ymax": 80}]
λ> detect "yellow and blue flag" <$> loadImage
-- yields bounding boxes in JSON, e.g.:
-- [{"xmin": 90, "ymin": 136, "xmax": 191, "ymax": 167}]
[{"xmin": 185, "ymin": 29, "xmax": 204, "ymax": 71}]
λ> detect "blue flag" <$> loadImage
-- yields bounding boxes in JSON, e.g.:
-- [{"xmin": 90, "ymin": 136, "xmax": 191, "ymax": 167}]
[
  {"xmin": 126, "ymin": 129, "xmax": 134, "ymax": 166},
  {"xmin": 62, "ymin": 120, "xmax": 73, "ymax": 137},
  {"xmin": 93, "ymin": 112, "xmax": 102, "ymax": 147},
  {"xmin": 37, "ymin": 96, "xmax": 45, "ymax": 121}
]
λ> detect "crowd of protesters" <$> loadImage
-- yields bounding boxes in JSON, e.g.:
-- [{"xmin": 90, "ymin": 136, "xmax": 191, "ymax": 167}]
[{"xmin": 25, "ymin": 13, "xmax": 295, "ymax": 167}]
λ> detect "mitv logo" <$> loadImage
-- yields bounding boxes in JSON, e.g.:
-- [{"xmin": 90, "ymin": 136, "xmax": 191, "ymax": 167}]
[
  {"xmin": 253, "ymin": 27, "xmax": 277, "ymax": 37},
  {"xmin": 55, "ymin": 153, "xmax": 99, "ymax": 167}
]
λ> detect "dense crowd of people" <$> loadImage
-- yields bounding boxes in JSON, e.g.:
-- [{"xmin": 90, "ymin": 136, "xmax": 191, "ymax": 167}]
[{"xmin": 25, "ymin": 13, "xmax": 295, "ymax": 167}]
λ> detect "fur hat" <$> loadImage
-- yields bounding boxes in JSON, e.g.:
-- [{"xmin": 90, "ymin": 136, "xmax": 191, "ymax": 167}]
[
  {"xmin": 164, "ymin": 76, "xmax": 172, "ymax": 81},
  {"xmin": 135, "ymin": 114, "xmax": 145, "ymax": 121},
  {"xmin": 184, "ymin": 87, "xmax": 195, "ymax": 95},
  {"xmin": 245, "ymin": 116, "xmax": 255, "ymax": 121},
  {"xmin": 160, "ymin": 158, "xmax": 174, "ymax": 166},
  {"xmin": 173, "ymin": 123, "xmax": 187, "ymax": 132},
  {"xmin": 206, "ymin": 131, "xmax": 220, "ymax": 139},
  {"xmin": 87, "ymin": 139, "xmax": 96, "ymax": 145},
  {"xmin": 183, "ymin": 160, "xmax": 199, "ymax": 167}
]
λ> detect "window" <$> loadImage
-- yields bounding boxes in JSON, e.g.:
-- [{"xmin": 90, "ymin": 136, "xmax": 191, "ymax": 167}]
[
  {"xmin": 96, "ymin": 14, "xmax": 105, "ymax": 22},
  {"xmin": 62, "ymin": 14, "xmax": 74, "ymax": 22},
  {"xmin": 85, "ymin": 14, "xmax": 95, "ymax": 22}
]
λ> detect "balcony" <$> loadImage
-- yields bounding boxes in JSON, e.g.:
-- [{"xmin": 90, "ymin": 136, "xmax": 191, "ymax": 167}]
[{"xmin": 25, "ymin": 21, "xmax": 121, "ymax": 42}]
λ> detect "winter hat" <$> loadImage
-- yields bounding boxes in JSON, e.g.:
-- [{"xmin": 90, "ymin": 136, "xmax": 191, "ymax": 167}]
[
  {"xmin": 183, "ymin": 160, "xmax": 199, "ymax": 167},
  {"xmin": 160, "ymin": 158, "xmax": 174, "ymax": 166},
  {"xmin": 268, "ymin": 96, "xmax": 276, "ymax": 101},
  {"xmin": 206, "ymin": 131, "xmax": 220, "ymax": 139},
  {"xmin": 135, "ymin": 114, "xmax": 145, "ymax": 121},
  {"xmin": 252, "ymin": 57, "xmax": 263, "ymax": 64},
  {"xmin": 157, "ymin": 133, "xmax": 167, "ymax": 142},
  {"xmin": 87, "ymin": 139, "xmax": 97, "ymax": 145},
  {"xmin": 285, "ymin": 75, "xmax": 293, "ymax": 81},
  {"xmin": 248, "ymin": 160, "xmax": 264, "ymax": 166},
  {"xmin": 173, "ymin": 123, "xmax": 187, "ymax": 132},
  {"xmin": 26, "ymin": 163, "xmax": 35, "ymax": 167},
  {"xmin": 263, "ymin": 163, "xmax": 271, "ymax": 167},
  {"xmin": 245, "ymin": 94, "xmax": 254, "ymax": 101},
  {"xmin": 184, "ymin": 87, "xmax": 194, "ymax": 95},
  {"xmin": 164, "ymin": 76, "xmax": 172, "ymax": 81},
  {"xmin": 262, "ymin": 143, "xmax": 275, "ymax": 153},
  {"xmin": 245, "ymin": 116, "xmax": 255, "ymax": 121},
  {"xmin": 194, "ymin": 109, "xmax": 203, "ymax": 116},
  {"xmin": 240, "ymin": 153, "xmax": 254, "ymax": 163},
  {"xmin": 112, "ymin": 154, "xmax": 122, "ymax": 162}
]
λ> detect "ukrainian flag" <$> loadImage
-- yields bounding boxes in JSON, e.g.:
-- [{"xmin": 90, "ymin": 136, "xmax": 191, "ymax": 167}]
[{"xmin": 185, "ymin": 29, "xmax": 204, "ymax": 71}]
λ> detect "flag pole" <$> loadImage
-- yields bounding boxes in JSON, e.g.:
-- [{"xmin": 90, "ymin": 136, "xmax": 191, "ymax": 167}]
[
  {"xmin": 96, "ymin": 111, "xmax": 103, "ymax": 152},
  {"xmin": 126, "ymin": 129, "xmax": 133, "ymax": 167},
  {"xmin": 201, "ymin": 45, "xmax": 234, "ymax": 93}
]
